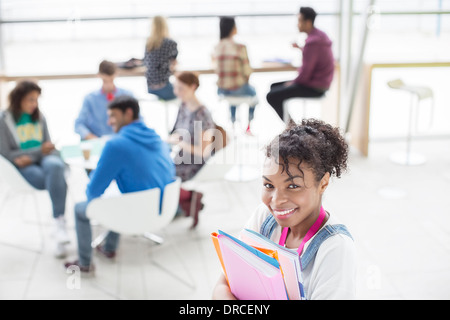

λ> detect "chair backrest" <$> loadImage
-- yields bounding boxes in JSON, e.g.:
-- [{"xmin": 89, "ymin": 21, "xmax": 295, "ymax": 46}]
[
  {"xmin": 182, "ymin": 146, "xmax": 234, "ymax": 189},
  {"xmin": 86, "ymin": 177, "xmax": 181, "ymax": 235},
  {"xmin": 0, "ymin": 154, "xmax": 36, "ymax": 193},
  {"xmin": 213, "ymin": 123, "xmax": 229, "ymax": 151}
]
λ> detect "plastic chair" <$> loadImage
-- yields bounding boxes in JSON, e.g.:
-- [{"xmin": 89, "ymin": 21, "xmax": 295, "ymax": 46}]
[
  {"xmin": 0, "ymin": 155, "xmax": 45, "ymax": 253},
  {"xmin": 387, "ymin": 79, "xmax": 434, "ymax": 165},
  {"xmin": 87, "ymin": 177, "xmax": 181, "ymax": 246},
  {"xmin": 282, "ymin": 94, "xmax": 327, "ymax": 124},
  {"xmin": 86, "ymin": 177, "xmax": 196, "ymax": 289}
]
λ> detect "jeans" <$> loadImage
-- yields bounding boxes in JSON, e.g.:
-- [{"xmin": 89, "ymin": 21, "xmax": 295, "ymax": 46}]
[
  {"xmin": 19, "ymin": 155, "xmax": 67, "ymax": 218},
  {"xmin": 218, "ymin": 83, "xmax": 257, "ymax": 123},
  {"xmin": 266, "ymin": 81, "xmax": 325, "ymax": 120},
  {"xmin": 74, "ymin": 201, "xmax": 120, "ymax": 267},
  {"xmin": 148, "ymin": 82, "xmax": 176, "ymax": 101}
]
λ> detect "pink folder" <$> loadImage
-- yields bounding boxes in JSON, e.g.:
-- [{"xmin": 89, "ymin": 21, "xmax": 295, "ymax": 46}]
[
  {"xmin": 218, "ymin": 234, "xmax": 288, "ymax": 300},
  {"xmin": 240, "ymin": 228, "xmax": 304, "ymax": 300}
]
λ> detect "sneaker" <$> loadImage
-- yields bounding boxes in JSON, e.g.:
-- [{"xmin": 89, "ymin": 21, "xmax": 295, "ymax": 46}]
[
  {"xmin": 55, "ymin": 216, "xmax": 70, "ymax": 244},
  {"xmin": 95, "ymin": 245, "xmax": 116, "ymax": 260},
  {"xmin": 54, "ymin": 242, "xmax": 67, "ymax": 259},
  {"xmin": 64, "ymin": 260, "xmax": 95, "ymax": 276}
]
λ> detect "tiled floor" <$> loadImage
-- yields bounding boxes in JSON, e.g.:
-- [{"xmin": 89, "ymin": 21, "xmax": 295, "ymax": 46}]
[{"xmin": 1, "ymin": 109, "xmax": 450, "ymax": 300}]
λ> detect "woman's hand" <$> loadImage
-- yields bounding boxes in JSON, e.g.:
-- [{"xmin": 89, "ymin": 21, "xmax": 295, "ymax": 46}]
[
  {"xmin": 169, "ymin": 59, "xmax": 178, "ymax": 73},
  {"xmin": 166, "ymin": 133, "xmax": 181, "ymax": 145},
  {"xmin": 41, "ymin": 141, "xmax": 55, "ymax": 155},
  {"xmin": 13, "ymin": 155, "xmax": 33, "ymax": 168},
  {"xmin": 212, "ymin": 274, "xmax": 237, "ymax": 300}
]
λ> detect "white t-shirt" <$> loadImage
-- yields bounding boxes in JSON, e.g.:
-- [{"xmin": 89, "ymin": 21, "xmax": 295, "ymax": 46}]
[{"xmin": 243, "ymin": 203, "xmax": 357, "ymax": 300}]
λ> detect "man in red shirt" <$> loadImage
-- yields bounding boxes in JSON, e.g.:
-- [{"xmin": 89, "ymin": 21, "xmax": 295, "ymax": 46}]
[{"xmin": 266, "ymin": 7, "xmax": 335, "ymax": 121}]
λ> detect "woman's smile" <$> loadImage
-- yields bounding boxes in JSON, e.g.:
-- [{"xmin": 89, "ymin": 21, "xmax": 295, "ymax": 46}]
[{"xmin": 272, "ymin": 207, "xmax": 298, "ymax": 220}]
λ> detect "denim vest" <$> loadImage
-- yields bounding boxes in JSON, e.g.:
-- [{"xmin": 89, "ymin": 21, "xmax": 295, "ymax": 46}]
[{"xmin": 260, "ymin": 215, "xmax": 353, "ymax": 270}]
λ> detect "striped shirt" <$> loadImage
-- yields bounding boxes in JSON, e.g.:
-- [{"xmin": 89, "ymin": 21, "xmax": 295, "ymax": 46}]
[{"xmin": 213, "ymin": 38, "xmax": 252, "ymax": 90}]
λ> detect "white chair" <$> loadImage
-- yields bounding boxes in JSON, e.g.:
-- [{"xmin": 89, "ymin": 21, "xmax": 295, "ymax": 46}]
[
  {"xmin": 282, "ymin": 94, "xmax": 327, "ymax": 124},
  {"xmin": 87, "ymin": 176, "xmax": 181, "ymax": 246},
  {"xmin": 0, "ymin": 155, "xmax": 45, "ymax": 253},
  {"xmin": 86, "ymin": 177, "xmax": 196, "ymax": 289},
  {"xmin": 387, "ymin": 79, "xmax": 434, "ymax": 166}
]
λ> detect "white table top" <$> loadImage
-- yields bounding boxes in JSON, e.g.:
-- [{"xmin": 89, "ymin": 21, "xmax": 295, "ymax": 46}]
[{"xmin": 64, "ymin": 155, "xmax": 100, "ymax": 170}]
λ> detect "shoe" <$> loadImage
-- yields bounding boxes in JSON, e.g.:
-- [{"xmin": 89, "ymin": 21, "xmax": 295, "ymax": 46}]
[
  {"xmin": 179, "ymin": 191, "xmax": 204, "ymax": 228},
  {"xmin": 54, "ymin": 242, "xmax": 67, "ymax": 259},
  {"xmin": 95, "ymin": 245, "xmax": 116, "ymax": 260},
  {"xmin": 54, "ymin": 216, "xmax": 70, "ymax": 244},
  {"xmin": 245, "ymin": 124, "xmax": 253, "ymax": 136},
  {"xmin": 64, "ymin": 260, "xmax": 95, "ymax": 276}
]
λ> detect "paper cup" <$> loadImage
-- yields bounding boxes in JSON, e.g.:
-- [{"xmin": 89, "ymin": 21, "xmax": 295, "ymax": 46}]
[{"xmin": 81, "ymin": 144, "xmax": 92, "ymax": 161}]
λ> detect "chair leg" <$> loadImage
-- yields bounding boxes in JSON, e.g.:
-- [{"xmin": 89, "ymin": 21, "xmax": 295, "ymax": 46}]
[
  {"xmin": 164, "ymin": 102, "xmax": 170, "ymax": 134},
  {"xmin": 283, "ymin": 102, "xmax": 290, "ymax": 123},
  {"xmin": 302, "ymin": 100, "xmax": 308, "ymax": 119},
  {"xmin": 91, "ymin": 231, "xmax": 108, "ymax": 249},
  {"xmin": 404, "ymin": 94, "xmax": 415, "ymax": 164},
  {"xmin": 189, "ymin": 191, "xmax": 198, "ymax": 219},
  {"xmin": 143, "ymin": 232, "xmax": 164, "ymax": 245},
  {"xmin": 390, "ymin": 94, "xmax": 426, "ymax": 166}
]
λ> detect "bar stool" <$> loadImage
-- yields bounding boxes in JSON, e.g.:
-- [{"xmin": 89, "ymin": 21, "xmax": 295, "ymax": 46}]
[
  {"xmin": 218, "ymin": 94, "xmax": 258, "ymax": 128},
  {"xmin": 139, "ymin": 94, "xmax": 179, "ymax": 135},
  {"xmin": 282, "ymin": 94, "xmax": 326, "ymax": 124},
  {"xmin": 218, "ymin": 94, "xmax": 260, "ymax": 182},
  {"xmin": 387, "ymin": 79, "xmax": 434, "ymax": 166}
]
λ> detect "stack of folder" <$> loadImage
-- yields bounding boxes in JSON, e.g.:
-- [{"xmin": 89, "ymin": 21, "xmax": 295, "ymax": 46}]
[{"xmin": 211, "ymin": 229, "xmax": 305, "ymax": 300}]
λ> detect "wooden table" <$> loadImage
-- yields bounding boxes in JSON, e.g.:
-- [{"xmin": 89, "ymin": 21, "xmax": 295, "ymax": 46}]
[{"xmin": 0, "ymin": 63, "xmax": 298, "ymax": 82}]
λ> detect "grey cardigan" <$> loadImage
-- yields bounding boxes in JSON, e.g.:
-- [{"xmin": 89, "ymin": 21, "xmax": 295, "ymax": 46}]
[{"xmin": 0, "ymin": 110, "xmax": 54, "ymax": 164}]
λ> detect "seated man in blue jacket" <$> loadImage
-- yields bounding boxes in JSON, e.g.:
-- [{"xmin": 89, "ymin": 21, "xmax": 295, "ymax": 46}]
[
  {"xmin": 74, "ymin": 60, "xmax": 134, "ymax": 140},
  {"xmin": 65, "ymin": 95, "xmax": 175, "ymax": 274}
]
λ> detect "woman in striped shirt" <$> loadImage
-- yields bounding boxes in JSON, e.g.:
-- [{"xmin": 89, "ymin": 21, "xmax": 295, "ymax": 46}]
[{"xmin": 212, "ymin": 16, "xmax": 258, "ymax": 135}]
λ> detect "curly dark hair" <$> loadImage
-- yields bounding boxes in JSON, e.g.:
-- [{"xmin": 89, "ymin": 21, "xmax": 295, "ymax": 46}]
[
  {"xmin": 265, "ymin": 118, "xmax": 348, "ymax": 183},
  {"xmin": 8, "ymin": 80, "xmax": 42, "ymax": 122}
]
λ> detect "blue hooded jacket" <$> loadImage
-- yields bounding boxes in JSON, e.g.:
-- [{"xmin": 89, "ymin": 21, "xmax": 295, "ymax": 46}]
[{"xmin": 86, "ymin": 120, "xmax": 175, "ymax": 203}]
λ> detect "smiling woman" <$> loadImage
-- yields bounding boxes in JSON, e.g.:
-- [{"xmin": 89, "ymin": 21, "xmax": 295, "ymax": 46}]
[
  {"xmin": 212, "ymin": 118, "xmax": 356, "ymax": 300},
  {"xmin": 261, "ymin": 118, "xmax": 348, "ymax": 232}
]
